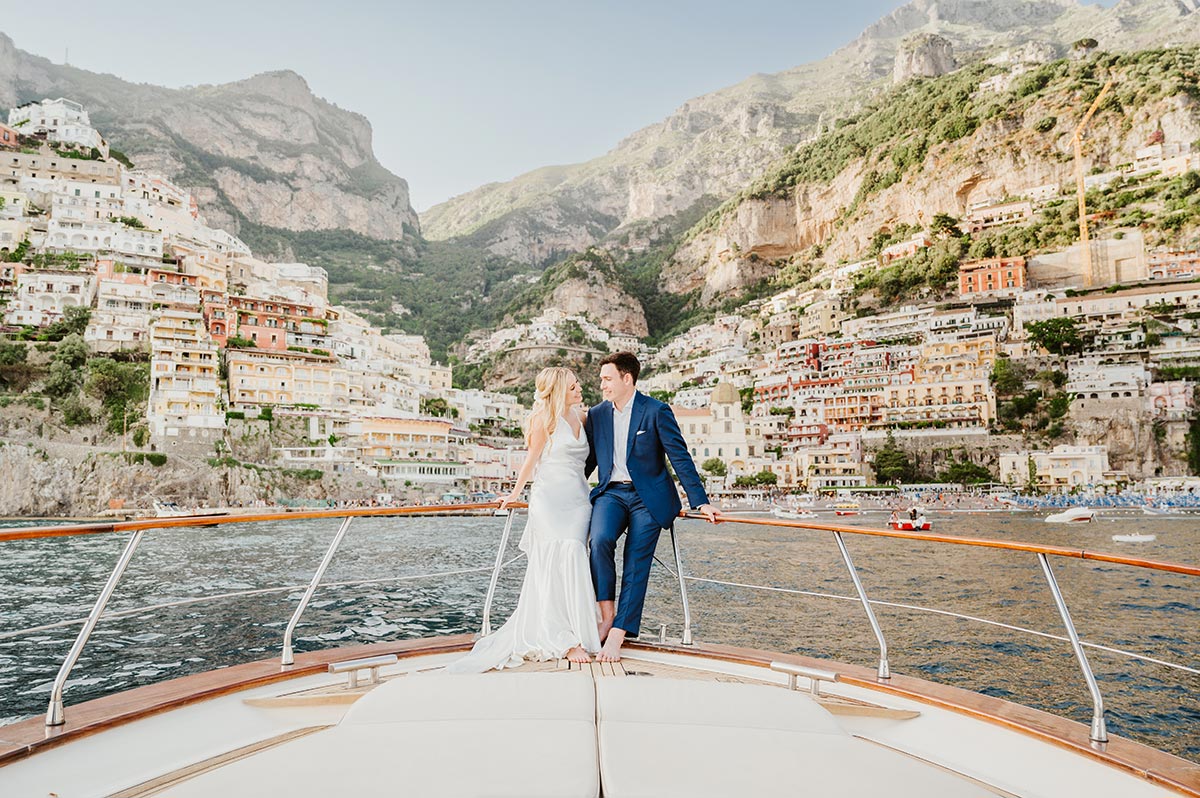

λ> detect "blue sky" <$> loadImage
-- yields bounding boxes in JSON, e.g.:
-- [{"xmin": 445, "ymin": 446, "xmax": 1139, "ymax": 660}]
[{"xmin": 0, "ymin": 1, "xmax": 1102, "ymax": 211}]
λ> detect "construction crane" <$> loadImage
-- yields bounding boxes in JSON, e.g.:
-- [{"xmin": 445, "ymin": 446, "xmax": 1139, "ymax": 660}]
[{"xmin": 1073, "ymin": 78, "xmax": 1114, "ymax": 288}]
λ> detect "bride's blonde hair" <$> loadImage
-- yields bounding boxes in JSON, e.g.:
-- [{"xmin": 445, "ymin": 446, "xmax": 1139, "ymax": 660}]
[{"xmin": 527, "ymin": 367, "xmax": 577, "ymax": 447}]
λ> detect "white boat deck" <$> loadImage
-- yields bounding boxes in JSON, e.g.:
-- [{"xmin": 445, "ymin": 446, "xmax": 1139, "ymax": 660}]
[
  {"xmin": 1, "ymin": 648, "xmax": 1185, "ymax": 798},
  {"xmin": 121, "ymin": 667, "xmax": 1000, "ymax": 798}
]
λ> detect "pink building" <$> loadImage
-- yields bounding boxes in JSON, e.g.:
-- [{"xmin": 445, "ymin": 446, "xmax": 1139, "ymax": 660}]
[{"xmin": 1148, "ymin": 250, "xmax": 1200, "ymax": 280}]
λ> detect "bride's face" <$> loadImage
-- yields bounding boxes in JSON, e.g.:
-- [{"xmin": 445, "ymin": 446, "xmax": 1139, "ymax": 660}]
[{"xmin": 567, "ymin": 378, "xmax": 583, "ymax": 405}]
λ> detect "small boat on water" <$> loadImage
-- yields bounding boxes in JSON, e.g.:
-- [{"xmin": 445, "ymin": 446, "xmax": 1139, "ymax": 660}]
[
  {"xmin": 772, "ymin": 507, "xmax": 817, "ymax": 520},
  {"xmin": 832, "ymin": 502, "xmax": 860, "ymax": 516},
  {"xmin": 889, "ymin": 507, "xmax": 931, "ymax": 531},
  {"xmin": 1112, "ymin": 532, "xmax": 1157, "ymax": 543},
  {"xmin": 1045, "ymin": 506, "xmax": 1095, "ymax": 524},
  {"xmin": 149, "ymin": 502, "xmax": 229, "ymax": 525},
  {"xmin": 889, "ymin": 518, "xmax": 932, "ymax": 531},
  {"xmin": 1141, "ymin": 505, "xmax": 1188, "ymax": 517}
]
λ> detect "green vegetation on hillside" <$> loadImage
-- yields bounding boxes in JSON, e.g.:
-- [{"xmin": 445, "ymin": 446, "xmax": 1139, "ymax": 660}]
[
  {"xmin": 232, "ymin": 216, "xmax": 533, "ymax": 361},
  {"xmin": 688, "ymin": 46, "xmax": 1200, "ymax": 249}
]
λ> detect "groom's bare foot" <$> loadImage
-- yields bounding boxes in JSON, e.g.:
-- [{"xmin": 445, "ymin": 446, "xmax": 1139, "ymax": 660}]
[
  {"xmin": 597, "ymin": 628, "xmax": 626, "ymax": 662},
  {"xmin": 597, "ymin": 600, "xmax": 615, "ymax": 643},
  {"xmin": 598, "ymin": 618, "xmax": 613, "ymax": 643},
  {"xmin": 565, "ymin": 645, "xmax": 591, "ymax": 664}
]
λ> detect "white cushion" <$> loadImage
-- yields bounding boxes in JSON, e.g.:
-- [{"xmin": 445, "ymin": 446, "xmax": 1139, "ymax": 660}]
[
  {"xmin": 597, "ymin": 678, "xmax": 995, "ymax": 798},
  {"xmin": 166, "ymin": 673, "xmax": 599, "ymax": 797},
  {"xmin": 345, "ymin": 672, "xmax": 595, "ymax": 724}
]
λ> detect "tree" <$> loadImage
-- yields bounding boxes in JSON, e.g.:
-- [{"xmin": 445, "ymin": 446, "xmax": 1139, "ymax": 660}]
[
  {"xmin": 701, "ymin": 458, "xmax": 727, "ymax": 477},
  {"xmin": 739, "ymin": 386, "xmax": 755, "ymax": 415},
  {"xmin": 42, "ymin": 360, "xmax": 78, "ymax": 398},
  {"xmin": 872, "ymin": 433, "xmax": 918, "ymax": 484},
  {"xmin": 0, "ymin": 341, "xmax": 26, "ymax": 366},
  {"xmin": 930, "ymin": 212, "xmax": 960, "ymax": 237},
  {"xmin": 421, "ymin": 397, "xmax": 452, "ymax": 417},
  {"xmin": 991, "ymin": 357, "xmax": 1029, "ymax": 395},
  {"xmin": 1026, "ymin": 317, "xmax": 1084, "ymax": 355},
  {"xmin": 936, "ymin": 460, "xmax": 994, "ymax": 484},
  {"xmin": 1072, "ymin": 37, "xmax": 1098, "ymax": 53},
  {"xmin": 54, "ymin": 307, "xmax": 91, "ymax": 339},
  {"xmin": 60, "ymin": 395, "xmax": 93, "ymax": 427},
  {"xmin": 55, "ymin": 334, "xmax": 90, "ymax": 369},
  {"xmin": 753, "ymin": 469, "xmax": 779, "ymax": 486}
]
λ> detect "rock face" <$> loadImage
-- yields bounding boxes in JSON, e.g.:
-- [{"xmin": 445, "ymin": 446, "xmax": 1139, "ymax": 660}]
[
  {"xmin": 546, "ymin": 273, "xmax": 648, "ymax": 338},
  {"xmin": 0, "ymin": 35, "xmax": 418, "ymax": 241},
  {"xmin": 664, "ymin": 82, "xmax": 1200, "ymax": 299},
  {"xmin": 423, "ymin": 0, "xmax": 1200, "ymax": 267},
  {"xmin": 894, "ymin": 33, "xmax": 957, "ymax": 83}
]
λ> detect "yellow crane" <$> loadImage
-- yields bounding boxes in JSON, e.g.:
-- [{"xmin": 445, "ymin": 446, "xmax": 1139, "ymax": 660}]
[{"xmin": 1073, "ymin": 78, "xmax": 1113, "ymax": 288}]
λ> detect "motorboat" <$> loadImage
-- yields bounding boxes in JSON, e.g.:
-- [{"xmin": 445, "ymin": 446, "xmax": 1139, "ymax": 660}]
[
  {"xmin": 1112, "ymin": 532, "xmax": 1157, "ymax": 543},
  {"xmin": 152, "ymin": 501, "xmax": 229, "ymax": 520},
  {"xmin": 888, "ymin": 517, "xmax": 932, "ymax": 531},
  {"xmin": 1045, "ymin": 506, "xmax": 1095, "ymax": 523},
  {"xmin": 832, "ymin": 502, "xmax": 860, "ymax": 516},
  {"xmin": 1, "ymin": 504, "xmax": 1198, "ymax": 797},
  {"xmin": 772, "ymin": 506, "xmax": 817, "ymax": 520}
]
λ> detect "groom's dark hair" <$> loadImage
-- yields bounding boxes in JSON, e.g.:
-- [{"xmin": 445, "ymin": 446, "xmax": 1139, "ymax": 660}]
[{"xmin": 600, "ymin": 351, "xmax": 641, "ymax": 383}]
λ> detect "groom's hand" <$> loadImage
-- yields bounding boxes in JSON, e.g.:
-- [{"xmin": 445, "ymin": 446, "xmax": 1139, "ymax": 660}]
[{"xmin": 696, "ymin": 504, "xmax": 720, "ymax": 523}]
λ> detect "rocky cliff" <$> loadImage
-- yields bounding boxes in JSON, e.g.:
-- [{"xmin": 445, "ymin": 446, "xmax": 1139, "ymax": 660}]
[
  {"xmin": 422, "ymin": 0, "xmax": 1200, "ymax": 267},
  {"xmin": 0, "ymin": 34, "xmax": 418, "ymax": 241},
  {"xmin": 894, "ymin": 33, "xmax": 957, "ymax": 83},
  {"xmin": 665, "ymin": 49, "xmax": 1200, "ymax": 300}
]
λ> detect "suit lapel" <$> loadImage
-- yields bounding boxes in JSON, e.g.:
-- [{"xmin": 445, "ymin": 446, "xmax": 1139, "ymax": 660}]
[{"xmin": 626, "ymin": 392, "xmax": 645, "ymax": 461}]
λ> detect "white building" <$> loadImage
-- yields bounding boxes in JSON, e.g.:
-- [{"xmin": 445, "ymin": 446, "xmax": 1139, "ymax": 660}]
[
  {"xmin": 5, "ymin": 267, "xmax": 97, "ymax": 327},
  {"xmin": 8, "ymin": 98, "xmax": 108, "ymax": 156},
  {"xmin": 999, "ymin": 445, "xmax": 1114, "ymax": 493},
  {"xmin": 45, "ymin": 218, "xmax": 164, "ymax": 267},
  {"xmin": 86, "ymin": 266, "xmax": 154, "ymax": 350},
  {"xmin": 796, "ymin": 433, "xmax": 868, "ymax": 490},
  {"xmin": 148, "ymin": 310, "xmax": 225, "ymax": 442},
  {"xmin": 1065, "ymin": 361, "xmax": 1149, "ymax": 400}
]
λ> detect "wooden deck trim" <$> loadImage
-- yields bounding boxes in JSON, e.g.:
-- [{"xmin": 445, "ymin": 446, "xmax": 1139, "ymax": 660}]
[
  {"xmin": 5, "ymin": 508, "xmax": 1200, "ymax": 577},
  {"xmin": 628, "ymin": 640, "xmax": 1200, "ymax": 797},
  {"xmin": 0, "ymin": 635, "xmax": 475, "ymax": 767}
]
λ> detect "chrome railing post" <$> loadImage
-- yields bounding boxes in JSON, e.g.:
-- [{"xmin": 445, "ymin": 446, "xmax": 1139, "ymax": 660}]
[
  {"xmin": 46, "ymin": 529, "xmax": 145, "ymax": 726},
  {"xmin": 832, "ymin": 530, "xmax": 890, "ymax": 680},
  {"xmin": 670, "ymin": 525, "xmax": 693, "ymax": 645},
  {"xmin": 1037, "ymin": 552, "xmax": 1108, "ymax": 743},
  {"xmin": 481, "ymin": 510, "xmax": 516, "ymax": 636},
  {"xmin": 281, "ymin": 516, "xmax": 353, "ymax": 666}
]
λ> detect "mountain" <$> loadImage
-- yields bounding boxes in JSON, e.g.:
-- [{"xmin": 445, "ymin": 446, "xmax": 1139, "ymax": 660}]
[
  {"xmin": 422, "ymin": 0, "xmax": 1200, "ymax": 267},
  {"xmin": 0, "ymin": 33, "xmax": 418, "ymax": 242},
  {"xmin": 665, "ymin": 47, "xmax": 1200, "ymax": 302}
]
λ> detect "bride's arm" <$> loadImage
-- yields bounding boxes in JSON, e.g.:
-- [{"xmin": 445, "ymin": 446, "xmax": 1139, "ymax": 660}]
[{"xmin": 499, "ymin": 419, "xmax": 549, "ymax": 509}]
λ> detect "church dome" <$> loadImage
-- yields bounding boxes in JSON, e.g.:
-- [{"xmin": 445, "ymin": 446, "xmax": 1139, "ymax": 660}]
[{"xmin": 711, "ymin": 381, "xmax": 738, "ymax": 405}]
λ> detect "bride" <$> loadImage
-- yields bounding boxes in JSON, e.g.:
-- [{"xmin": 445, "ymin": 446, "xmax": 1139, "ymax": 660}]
[{"xmin": 447, "ymin": 367, "xmax": 601, "ymax": 672}]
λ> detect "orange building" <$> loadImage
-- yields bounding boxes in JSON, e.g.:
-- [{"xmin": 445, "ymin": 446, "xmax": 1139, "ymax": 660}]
[{"xmin": 958, "ymin": 256, "xmax": 1026, "ymax": 297}]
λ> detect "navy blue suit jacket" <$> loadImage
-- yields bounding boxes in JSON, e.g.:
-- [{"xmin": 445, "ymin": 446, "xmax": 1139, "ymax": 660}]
[{"xmin": 584, "ymin": 391, "xmax": 710, "ymax": 529}]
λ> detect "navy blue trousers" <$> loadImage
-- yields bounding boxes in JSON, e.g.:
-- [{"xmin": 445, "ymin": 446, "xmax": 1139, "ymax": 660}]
[{"xmin": 589, "ymin": 483, "xmax": 662, "ymax": 638}]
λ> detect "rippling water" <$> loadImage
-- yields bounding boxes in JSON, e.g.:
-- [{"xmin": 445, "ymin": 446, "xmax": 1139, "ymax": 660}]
[{"xmin": 1, "ymin": 510, "xmax": 1197, "ymax": 761}]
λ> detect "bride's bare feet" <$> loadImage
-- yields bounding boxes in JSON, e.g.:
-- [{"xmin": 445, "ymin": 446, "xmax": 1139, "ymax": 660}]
[
  {"xmin": 597, "ymin": 628, "xmax": 625, "ymax": 662},
  {"xmin": 565, "ymin": 645, "xmax": 591, "ymax": 664}
]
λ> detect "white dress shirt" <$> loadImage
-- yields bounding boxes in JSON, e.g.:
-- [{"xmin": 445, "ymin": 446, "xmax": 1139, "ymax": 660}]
[{"xmin": 610, "ymin": 394, "xmax": 636, "ymax": 482}]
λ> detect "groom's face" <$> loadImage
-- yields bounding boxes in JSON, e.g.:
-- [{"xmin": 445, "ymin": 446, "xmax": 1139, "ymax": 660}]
[{"xmin": 600, "ymin": 364, "xmax": 634, "ymax": 404}]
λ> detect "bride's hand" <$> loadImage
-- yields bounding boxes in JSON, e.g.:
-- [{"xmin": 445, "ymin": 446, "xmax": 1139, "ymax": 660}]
[{"xmin": 498, "ymin": 492, "xmax": 521, "ymax": 510}]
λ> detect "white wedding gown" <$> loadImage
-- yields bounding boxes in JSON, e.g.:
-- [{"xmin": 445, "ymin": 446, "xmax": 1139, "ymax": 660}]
[{"xmin": 447, "ymin": 418, "xmax": 601, "ymax": 672}]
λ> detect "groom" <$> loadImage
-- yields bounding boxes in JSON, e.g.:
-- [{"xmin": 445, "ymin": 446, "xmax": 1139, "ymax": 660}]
[{"xmin": 584, "ymin": 352, "xmax": 718, "ymax": 662}]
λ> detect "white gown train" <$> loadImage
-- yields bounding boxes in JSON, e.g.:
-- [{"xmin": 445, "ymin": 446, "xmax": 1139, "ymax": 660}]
[{"xmin": 448, "ymin": 419, "xmax": 601, "ymax": 672}]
